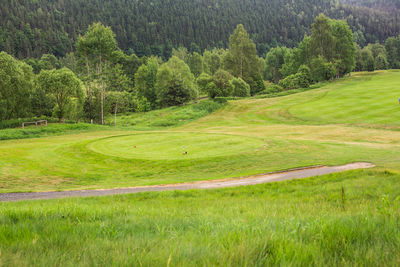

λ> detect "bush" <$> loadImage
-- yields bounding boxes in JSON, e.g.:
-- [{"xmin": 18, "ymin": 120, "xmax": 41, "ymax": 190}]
[
  {"xmin": 135, "ymin": 96, "xmax": 152, "ymax": 112},
  {"xmin": 192, "ymin": 100, "xmax": 224, "ymax": 113},
  {"xmin": 279, "ymin": 71, "xmax": 310, "ymax": 90},
  {"xmin": 297, "ymin": 65, "xmax": 312, "ymax": 84},
  {"xmin": 196, "ymin": 73, "xmax": 212, "ymax": 93},
  {"xmin": 212, "ymin": 69, "xmax": 233, "ymax": 97},
  {"xmin": 310, "ymin": 56, "xmax": 336, "ymax": 82},
  {"xmin": 205, "ymin": 82, "xmax": 220, "ymax": 99},
  {"xmin": 246, "ymin": 75, "xmax": 266, "ymax": 95},
  {"xmin": 230, "ymin": 77, "xmax": 250, "ymax": 97},
  {"xmin": 155, "ymin": 56, "xmax": 198, "ymax": 107},
  {"xmin": 266, "ymin": 84, "xmax": 284, "ymax": 94},
  {"xmin": 213, "ymin": 97, "xmax": 228, "ymax": 104}
]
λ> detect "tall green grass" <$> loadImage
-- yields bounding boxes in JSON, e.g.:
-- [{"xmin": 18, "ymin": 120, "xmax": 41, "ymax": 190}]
[
  {"xmin": 0, "ymin": 123, "xmax": 105, "ymax": 141},
  {"xmin": 105, "ymin": 100, "xmax": 224, "ymax": 129},
  {"xmin": 1, "ymin": 169, "xmax": 399, "ymax": 266}
]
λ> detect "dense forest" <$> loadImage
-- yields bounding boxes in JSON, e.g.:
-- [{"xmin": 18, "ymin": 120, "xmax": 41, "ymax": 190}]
[
  {"xmin": 342, "ymin": 0, "xmax": 400, "ymax": 10},
  {"xmin": 3, "ymin": 13, "xmax": 400, "ymax": 126},
  {"xmin": 1, "ymin": 0, "xmax": 399, "ymax": 59}
]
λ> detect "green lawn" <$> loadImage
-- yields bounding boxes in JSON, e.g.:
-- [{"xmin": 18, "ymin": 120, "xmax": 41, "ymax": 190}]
[
  {"xmin": 290, "ymin": 71, "xmax": 400, "ymax": 126},
  {"xmin": 1, "ymin": 70, "xmax": 400, "ymax": 266}
]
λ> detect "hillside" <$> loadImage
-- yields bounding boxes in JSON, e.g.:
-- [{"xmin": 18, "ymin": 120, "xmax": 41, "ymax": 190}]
[
  {"xmin": 1, "ymin": 71, "xmax": 400, "ymax": 265},
  {"xmin": 1, "ymin": 0, "xmax": 399, "ymax": 58}
]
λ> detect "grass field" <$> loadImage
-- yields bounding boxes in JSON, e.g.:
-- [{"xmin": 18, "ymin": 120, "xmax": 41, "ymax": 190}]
[{"xmin": 1, "ymin": 70, "xmax": 400, "ymax": 265}]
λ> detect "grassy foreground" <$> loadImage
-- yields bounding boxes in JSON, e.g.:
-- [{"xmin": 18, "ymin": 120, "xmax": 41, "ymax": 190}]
[
  {"xmin": 1, "ymin": 70, "xmax": 400, "ymax": 265},
  {"xmin": 1, "ymin": 169, "xmax": 400, "ymax": 266}
]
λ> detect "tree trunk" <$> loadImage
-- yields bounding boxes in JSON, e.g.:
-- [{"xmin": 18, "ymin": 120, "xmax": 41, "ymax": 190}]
[{"xmin": 114, "ymin": 102, "xmax": 118, "ymax": 127}]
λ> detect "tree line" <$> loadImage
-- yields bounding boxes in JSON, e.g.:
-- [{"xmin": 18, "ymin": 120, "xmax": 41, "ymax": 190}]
[
  {"xmin": 2, "ymin": 15, "xmax": 400, "ymax": 124},
  {"xmin": 1, "ymin": 0, "xmax": 399, "ymax": 59},
  {"xmin": 264, "ymin": 14, "xmax": 400, "ymax": 93}
]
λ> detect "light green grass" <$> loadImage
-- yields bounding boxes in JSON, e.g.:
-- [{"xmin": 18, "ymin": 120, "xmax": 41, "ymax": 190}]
[
  {"xmin": 290, "ymin": 71, "xmax": 400, "ymax": 127},
  {"xmin": 88, "ymin": 132, "xmax": 265, "ymax": 160}
]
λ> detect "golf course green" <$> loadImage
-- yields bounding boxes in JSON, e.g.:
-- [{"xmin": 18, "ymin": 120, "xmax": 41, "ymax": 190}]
[
  {"xmin": 1, "ymin": 70, "xmax": 400, "ymax": 266},
  {"xmin": 88, "ymin": 132, "xmax": 265, "ymax": 160}
]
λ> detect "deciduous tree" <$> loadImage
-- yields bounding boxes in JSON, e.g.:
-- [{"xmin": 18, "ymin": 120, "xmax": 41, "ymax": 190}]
[{"xmin": 37, "ymin": 68, "xmax": 84, "ymax": 122}]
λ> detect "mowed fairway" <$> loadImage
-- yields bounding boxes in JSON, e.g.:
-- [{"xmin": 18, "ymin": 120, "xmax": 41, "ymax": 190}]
[
  {"xmin": 290, "ymin": 71, "xmax": 400, "ymax": 126},
  {"xmin": 1, "ymin": 71, "xmax": 400, "ymax": 265}
]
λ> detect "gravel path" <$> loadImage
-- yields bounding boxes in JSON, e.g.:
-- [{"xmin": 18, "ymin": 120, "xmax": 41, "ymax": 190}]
[{"xmin": 0, "ymin": 162, "xmax": 374, "ymax": 202}]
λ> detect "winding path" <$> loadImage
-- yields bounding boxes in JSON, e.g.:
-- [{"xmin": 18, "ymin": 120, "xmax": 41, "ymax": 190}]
[{"xmin": 0, "ymin": 162, "xmax": 374, "ymax": 202}]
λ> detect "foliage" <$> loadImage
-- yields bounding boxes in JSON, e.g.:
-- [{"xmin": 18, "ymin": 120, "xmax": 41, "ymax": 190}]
[
  {"xmin": 230, "ymin": 77, "xmax": 250, "ymax": 97},
  {"xmin": 264, "ymin": 84, "xmax": 284, "ymax": 94},
  {"xmin": 309, "ymin": 14, "xmax": 355, "ymax": 77},
  {"xmin": 310, "ymin": 56, "xmax": 336, "ymax": 82},
  {"xmin": 206, "ymin": 69, "xmax": 233, "ymax": 98},
  {"xmin": 264, "ymin": 47, "xmax": 290, "ymax": 82},
  {"xmin": 203, "ymin": 48, "xmax": 225, "ymax": 75},
  {"xmin": 385, "ymin": 35, "xmax": 400, "ymax": 69},
  {"xmin": 155, "ymin": 56, "xmax": 198, "ymax": 107},
  {"xmin": 245, "ymin": 75, "xmax": 266, "ymax": 96},
  {"xmin": 106, "ymin": 91, "xmax": 131, "ymax": 115},
  {"xmin": 223, "ymin": 25, "xmax": 261, "ymax": 79},
  {"xmin": 196, "ymin": 73, "xmax": 212, "ymax": 93},
  {"xmin": 76, "ymin": 22, "xmax": 118, "ymax": 124},
  {"xmin": 134, "ymin": 57, "xmax": 159, "ymax": 108},
  {"xmin": 135, "ymin": 96, "xmax": 152, "ymax": 113},
  {"xmin": 1, "ymin": 0, "xmax": 399, "ymax": 59},
  {"xmin": 279, "ymin": 72, "xmax": 309, "ymax": 90},
  {"xmin": 187, "ymin": 52, "xmax": 204, "ymax": 78},
  {"xmin": 0, "ymin": 51, "xmax": 34, "ymax": 120},
  {"xmin": 37, "ymin": 68, "xmax": 84, "ymax": 121},
  {"xmin": 331, "ymin": 19, "xmax": 356, "ymax": 76},
  {"xmin": 223, "ymin": 24, "xmax": 263, "ymax": 93}
]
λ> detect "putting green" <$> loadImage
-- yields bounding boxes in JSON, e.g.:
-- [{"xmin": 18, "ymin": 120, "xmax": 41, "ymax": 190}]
[{"xmin": 87, "ymin": 132, "xmax": 265, "ymax": 160}]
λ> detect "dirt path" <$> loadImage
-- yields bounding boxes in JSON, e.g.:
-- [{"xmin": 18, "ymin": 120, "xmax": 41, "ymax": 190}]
[{"xmin": 0, "ymin": 162, "xmax": 374, "ymax": 202}]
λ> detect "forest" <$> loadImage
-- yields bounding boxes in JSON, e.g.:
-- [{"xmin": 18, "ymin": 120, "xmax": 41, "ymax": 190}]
[
  {"xmin": 2, "ymin": 13, "xmax": 400, "ymax": 126},
  {"xmin": 0, "ymin": 0, "xmax": 399, "ymax": 59}
]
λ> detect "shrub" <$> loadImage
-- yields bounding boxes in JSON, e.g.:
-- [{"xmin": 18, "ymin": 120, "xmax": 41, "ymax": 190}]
[
  {"xmin": 246, "ymin": 75, "xmax": 266, "ymax": 95},
  {"xmin": 155, "ymin": 56, "xmax": 198, "ymax": 107},
  {"xmin": 135, "ymin": 96, "xmax": 152, "ymax": 112},
  {"xmin": 213, "ymin": 97, "xmax": 228, "ymax": 104},
  {"xmin": 266, "ymin": 84, "xmax": 284, "ymax": 94},
  {"xmin": 297, "ymin": 65, "xmax": 312, "ymax": 84},
  {"xmin": 196, "ymin": 73, "xmax": 212, "ymax": 93},
  {"xmin": 310, "ymin": 56, "xmax": 336, "ymax": 82},
  {"xmin": 212, "ymin": 69, "xmax": 233, "ymax": 97},
  {"xmin": 205, "ymin": 82, "xmax": 220, "ymax": 99},
  {"xmin": 230, "ymin": 77, "xmax": 250, "ymax": 97}
]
